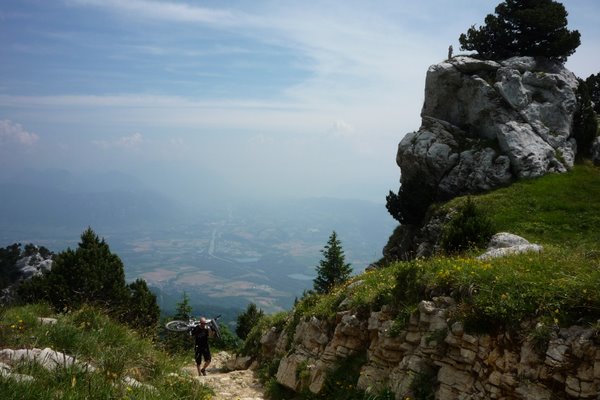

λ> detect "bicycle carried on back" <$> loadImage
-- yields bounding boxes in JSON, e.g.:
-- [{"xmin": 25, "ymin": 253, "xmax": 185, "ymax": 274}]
[{"xmin": 165, "ymin": 315, "xmax": 222, "ymax": 339}]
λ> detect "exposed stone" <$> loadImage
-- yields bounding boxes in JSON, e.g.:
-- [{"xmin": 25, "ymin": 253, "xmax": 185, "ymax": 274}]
[
  {"xmin": 261, "ymin": 280, "xmax": 600, "ymax": 399},
  {"xmin": 275, "ymin": 354, "xmax": 306, "ymax": 391},
  {"xmin": 546, "ymin": 341, "xmax": 570, "ymax": 367},
  {"xmin": 398, "ymin": 56, "xmax": 577, "ymax": 201},
  {"xmin": 478, "ymin": 232, "xmax": 543, "ymax": 260},
  {"xmin": 389, "ymin": 56, "xmax": 580, "ymax": 260}
]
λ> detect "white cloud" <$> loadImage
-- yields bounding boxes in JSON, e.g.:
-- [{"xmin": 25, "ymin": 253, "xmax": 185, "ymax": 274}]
[
  {"xmin": 93, "ymin": 132, "xmax": 143, "ymax": 149},
  {"xmin": 67, "ymin": 0, "xmax": 241, "ymax": 25},
  {"xmin": 0, "ymin": 120, "xmax": 39, "ymax": 146},
  {"xmin": 330, "ymin": 120, "xmax": 355, "ymax": 138}
]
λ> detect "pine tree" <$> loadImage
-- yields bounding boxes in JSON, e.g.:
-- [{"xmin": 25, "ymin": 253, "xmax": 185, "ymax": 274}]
[
  {"xmin": 17, "ymin": 228, "xmax": 159, "ymax": 334},
  {"xmin": 313, "ymin": 231, "xmax": 352, "ymax": 294},
  {"xmin": 19, "ymin": 227, "xmax": 128, "ymax": 311},
  {"xmin": 236, "ymin": 303, "xmax": 264, "ymax": 340},
  {"xmin": 459, "ymin": 0, "xmax": 581, "ymax": 62},
  {"xmin": 120, "ymin": 279, "xmax": 161, "ymax": 332},
  {"xmin": 165, "ymin": 292, "xmax": 194, "ymax": 354},
  {"xmin": 174, "ymin": 292, "xmax": 193, "ymax": 320}
]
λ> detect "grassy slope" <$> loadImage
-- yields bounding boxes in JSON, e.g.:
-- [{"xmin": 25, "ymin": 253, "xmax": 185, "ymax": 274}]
[
  {"xmin": 0, "ymin": 304, "xmax": 212, "ymax": 400},
  {"xmin": 474, "ymin": 163, "xmax": 600, "ymax": 250},
  {"xmin": 292, "ymin": 164, "xmax": 600, "ymax": 334}
]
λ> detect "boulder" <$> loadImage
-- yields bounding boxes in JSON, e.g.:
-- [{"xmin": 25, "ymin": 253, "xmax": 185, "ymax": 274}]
[
  {"xmin": 477, "ymin": 232, "xmax": 543, "ymax": 260},
  {"xmin": 396, "ymin": 56, "xmax": 579, "ymax": 202}
]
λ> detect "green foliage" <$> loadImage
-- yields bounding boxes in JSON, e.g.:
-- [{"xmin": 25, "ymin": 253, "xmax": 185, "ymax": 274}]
[
  {"xmin": 300, "ymin": 352, "xmax": 367, "ymax": 400},
  {"xmin": 17, "ymin": 228, "xmax": 159, "ymax": 334},
  {"xmin": 240, "ymin": 312, "xmax": 287, "ymax": 358},
  {"xmin": 174, "ymin": 292, "xmax": 192, "ymax": 320},
  {"xmin": 255, "ymin": 165, "xmax": 600, "ymax": 398},
  {"xmin": 386, "ymin": 178, "xmax": 436, "ymax": 224},
  {"xmin": 313, "ymin": 231, "xmax": 353, "ymax": 294},
  {"xmin": 120, "ymin": 278, "xmax": 161, "ymax": 333},
  {"xmin": 293, "ymin": 166, "xmax": 600, "ymax": 335},
  {"xmin": 236, "ymin": 302, "xmax": 264, "ymax": 340},
  {"xmin": 459, "ymin": 0, "xmax": 581, "ymax": 62},
  {"xmin": 475, "ymin": 164, "xmax": 600, "ymax": 250},
  {"xmin": 586, "ymin": 73, "xmax": 600, "ymax": 114},
  {"xmin": 0, "ymin": 243, "xmax": 24, "ymax": 290},
  {"xmin": 0, "ymin": 304, "xmax": 213, "ymax": 399},
  {"xmin": 573, "ymin": 79, "xmax": 599, "ymax": 161},
  {"xmin": 17, "ymin": 228, "xmax": 127, "ymax": 310},
  {"xmin": 163, "ymin": 292, "xmax": 194, "ymax": 354},
  {"xmin": 264, "ymin": 376, "xmax": 296, "ymax": 400},
  {"xmin": 528, "ymin": 322, "xmax": 553, "ymax": 356},
  {"xmin": 212, "ymin": 323, "xmax": 240, "ymax": 351},
  {"xmin": 441, "ymin": 197, "xmax": 495, "ymax": 253}
]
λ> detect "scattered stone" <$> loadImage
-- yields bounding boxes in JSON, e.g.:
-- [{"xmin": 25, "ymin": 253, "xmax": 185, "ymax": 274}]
[{"xmin": 477, "ymin": 232, "xmax": 543, "ymax": 260}]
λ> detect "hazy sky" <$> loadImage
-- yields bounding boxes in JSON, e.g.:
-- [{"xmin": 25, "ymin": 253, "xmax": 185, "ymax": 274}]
[{"xmin": 1, "ymin": 0, "xmax": 599, "ymax": 204}]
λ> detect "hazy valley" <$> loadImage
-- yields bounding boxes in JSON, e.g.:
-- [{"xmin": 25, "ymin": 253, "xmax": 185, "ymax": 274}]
[{"xmin": 0, "ymin": 169, "xmax": 396, "ymax": 317}]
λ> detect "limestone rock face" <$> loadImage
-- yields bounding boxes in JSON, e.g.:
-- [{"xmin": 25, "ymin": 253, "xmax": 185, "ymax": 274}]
[
  {"xmin": 397, "ymin": 56, "xmax": 579, "ymax": 201},
  {"xmin": 477, "ymin": 232, "xmax": 543, "ymax": 260},
  {"xmin": 260, "ymin": 301, "xmax": 600, "ymax": 399}
]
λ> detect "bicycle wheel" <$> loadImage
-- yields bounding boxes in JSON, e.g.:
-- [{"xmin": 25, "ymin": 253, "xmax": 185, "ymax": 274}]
[
  {"xmin": 165, "ymin": 320, "xmax": 190, "ymax": 332},
  {"xmin": 209, "ymin": 319, "xmax": 222, "ymax": 340}
]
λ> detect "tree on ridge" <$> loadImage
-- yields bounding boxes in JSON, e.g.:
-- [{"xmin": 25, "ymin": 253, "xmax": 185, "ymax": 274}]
[
  {"xmin": 459, "ymin": 0, "xmax": 581, "ymax": 62},
  {"xmin": 313, "ymin": 231, "xmax": 353, "ymax": 294}
]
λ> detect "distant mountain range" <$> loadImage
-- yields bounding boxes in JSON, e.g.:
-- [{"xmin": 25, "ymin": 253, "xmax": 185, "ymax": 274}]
[{"xmin": 0, "ymin": 169, "xmax": 179, "ymax": 229}]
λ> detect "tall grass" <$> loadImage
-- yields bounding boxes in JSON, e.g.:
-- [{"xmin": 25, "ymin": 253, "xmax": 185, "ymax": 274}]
[
  {"xmin": 473, "ymin": 163, "xmax": 600, "ymax": 250},
  {"xmin": 0, "ymin": 304, "xmax": 213, "ymax": 399}
]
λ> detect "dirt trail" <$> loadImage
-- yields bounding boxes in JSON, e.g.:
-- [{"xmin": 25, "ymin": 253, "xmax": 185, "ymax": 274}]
[{"xmin": 182, "ymin": 352, "xmax": 265, "ymax": 400}]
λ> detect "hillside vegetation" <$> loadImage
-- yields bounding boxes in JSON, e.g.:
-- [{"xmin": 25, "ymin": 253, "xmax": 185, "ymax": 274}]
[
  {"xmin": 275, "ymin": 164, "xmax": 600, "ymax": 347},
  {"xmin": 3, "ymin": 166, "xmax": 599, "ymax": 399},
  {"xmin": 0, "ymin": 304, "xmax": 213, "ymax": 399},
  {"xmin": 474, "ymin": 163, "xmax": 600, "ymax": 250}
]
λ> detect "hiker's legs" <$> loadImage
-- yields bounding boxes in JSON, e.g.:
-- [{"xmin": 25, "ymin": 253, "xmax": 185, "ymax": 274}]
[{"xmin": 200, "ymin": 348, "xmax": 211, "ymax": 375}]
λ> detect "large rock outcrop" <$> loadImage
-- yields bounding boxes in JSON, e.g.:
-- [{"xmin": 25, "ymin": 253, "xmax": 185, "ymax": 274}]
[
  {"xmin": 397, "ymin": 56, "xmax": 578, "ymax": 202},
  {"xmin": 260, "ymin": 301, "xmax": 600, "ymax": 399}
]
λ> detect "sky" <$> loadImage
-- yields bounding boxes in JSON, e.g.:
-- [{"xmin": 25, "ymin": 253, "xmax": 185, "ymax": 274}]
[{"xmin": 1, "ymin": 0, "xmax": 599, "ymax": 205}]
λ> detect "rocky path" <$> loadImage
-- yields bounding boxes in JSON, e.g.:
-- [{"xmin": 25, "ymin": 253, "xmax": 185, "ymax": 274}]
[{"xmin": 182, "ymin": 352, "xmax": 265, "ymax": 400}]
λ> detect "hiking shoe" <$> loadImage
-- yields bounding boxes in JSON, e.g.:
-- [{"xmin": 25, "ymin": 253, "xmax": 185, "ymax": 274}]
[{"xmin": 201, "ymin": 368, "xmax": 207, "ymax": 376}]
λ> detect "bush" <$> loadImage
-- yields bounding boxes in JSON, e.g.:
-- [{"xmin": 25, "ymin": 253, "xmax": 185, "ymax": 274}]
[
  {"xmin": 573, "ymin": 79, "xmax": 599, "ymax": 161},
  {"xmin": 441, "ymin": 197, "xmax": 495, "ymax": 253},
  {"xmin": 386, "ymin": 178, "xmax": 436, "ymax": 225}
]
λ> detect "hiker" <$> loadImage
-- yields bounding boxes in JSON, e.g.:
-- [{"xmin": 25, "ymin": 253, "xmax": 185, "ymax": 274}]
[{"xmin": 191, "ymin": 316, "xmax": 212, "ymax": 376}]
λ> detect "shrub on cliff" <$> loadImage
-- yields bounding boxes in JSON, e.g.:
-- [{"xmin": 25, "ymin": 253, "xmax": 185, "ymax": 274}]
[
  {"xmin": 573, "ymin": 79, "xmax": 599, "ymax": 161},
  {"xmin": 459, "ymin": 0, "xmax": 581, "ymax": 62},
  {"xmin": 441, "ymin": 197, "xmax": 495, "ymax": 253},
  {"xmin": 586, "ymin": 73, "xmax": 600, "ymax": 114},
  {"xmin": 386, "ymin": 178, "xmax": 436, "ymax": 225}
]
